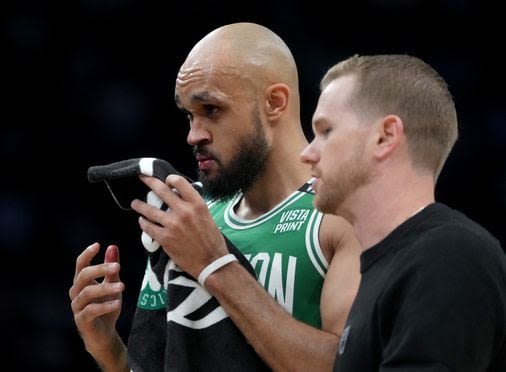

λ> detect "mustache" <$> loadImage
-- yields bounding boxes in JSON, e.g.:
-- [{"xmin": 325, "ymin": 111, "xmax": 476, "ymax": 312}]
[{"xmin": 193, "ymin": 145, "xmax": 217, "ymax": 160}]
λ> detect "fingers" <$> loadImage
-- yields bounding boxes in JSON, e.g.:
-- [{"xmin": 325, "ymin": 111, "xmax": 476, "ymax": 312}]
[
  {"xmin": 74, "ymin": 242, "xmax": 100, "ymax": 283},
  {"xmin": 70, "ymin": 242, "xmax": 124, "ymax": 342},
  {"xmin": 69, "ymin": 260, "xmax": 120, "ymax": 300},
  {"xmin": 104, "ymin": 244, "xmax": 119, "ymax": 264},
  {"xmin": 138, "ymin": 175, "xmax": 184, "ymax": 208},
  {"xmin": 138, "ymin": 174, "xmax": 202, "ymax": 205},
  {"xmin": 137, "ymin": 215, "xmax": 166, "ymax": 242},
  {"xmin": 131, "ymin": 198, "xmax": 172, "ymax": 226},
  {"xmin": 71, "ymin": 280, "xmax": 124, "ymax": 315},
  {"xmin": 104, "ymin": 245, "xmax": 121, "ymax": 284},
  {"xmin": 73, "ymin": 299, "xmax": 122, "ymax": 326},
  {"xmin": 132, "ymin": 175, "xmax": 206, "ymax": 222},
  {"xmin": 165, "ymin": 174, "xmax": 202, "ymax": 203}
]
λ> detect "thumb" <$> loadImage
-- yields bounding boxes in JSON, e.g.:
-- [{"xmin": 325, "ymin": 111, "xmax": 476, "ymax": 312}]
[{"xmin": 104, "ymin": 244, "xmax": 121, "ymax": 283}]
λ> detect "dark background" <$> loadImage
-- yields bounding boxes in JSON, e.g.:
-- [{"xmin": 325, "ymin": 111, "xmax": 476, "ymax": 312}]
[{"xmin": 2, "ymin": 0, "xmax": 505, "ymax": 370}]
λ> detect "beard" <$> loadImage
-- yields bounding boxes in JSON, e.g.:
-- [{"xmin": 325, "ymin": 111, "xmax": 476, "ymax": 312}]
[
  {"xmin": 314, "ymin": 141, "xmax": 371, "ymax": 215},
  {"xmin": 196, "ymin": 111, "xmax": 269, "ymax": 200}
]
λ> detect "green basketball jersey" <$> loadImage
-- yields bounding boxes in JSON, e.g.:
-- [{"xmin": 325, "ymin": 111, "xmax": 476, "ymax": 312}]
[{"xmin": 208, "ymin": 180, "xmax": 328, "ymax": 328}]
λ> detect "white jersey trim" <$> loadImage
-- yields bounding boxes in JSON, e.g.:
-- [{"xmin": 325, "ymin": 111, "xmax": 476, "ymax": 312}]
[
  {"xmin": 224, "ymin": 190, "xmax": 308, "ymax": 230},
  {"xmin": 305, "ymin": 210, "xmax": 328, "ymax": 278}
]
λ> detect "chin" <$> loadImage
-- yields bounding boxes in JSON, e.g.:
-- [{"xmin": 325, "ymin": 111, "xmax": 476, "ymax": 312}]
[
  {"xmin": 198, "ymin": 169, "xmax": 216, "ymax": 182},
  {"xmin": 316, "ymin": 192, "xmax": 345, "ymax": 215},
  {"xmin": 314, "ymin": 196, "xmax": 331, "ymax": 214}
]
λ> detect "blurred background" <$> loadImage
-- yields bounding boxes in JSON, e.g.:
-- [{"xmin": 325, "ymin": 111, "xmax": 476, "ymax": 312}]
[{"xmin": 2, "ymin": 0, "xmax": 505, "ymax": 370}]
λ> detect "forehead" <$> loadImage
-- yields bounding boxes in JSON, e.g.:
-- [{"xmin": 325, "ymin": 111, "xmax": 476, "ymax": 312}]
[
  {"xmin": 175, "ymin": 61, "xmax": 250, "ymax": 106},
  {"xmin": 313, "ymin": 75, "xmax": 356, "ymax": 123}
]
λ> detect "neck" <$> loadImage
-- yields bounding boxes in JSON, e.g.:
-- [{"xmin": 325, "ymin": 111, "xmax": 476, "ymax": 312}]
[
  {"xmin": 349, "ymin": 173, "xmax": 435, "ymax": 251},
  {"xmin": 236, "ymin": 131, "xmax": 309, "ymax": 220}
]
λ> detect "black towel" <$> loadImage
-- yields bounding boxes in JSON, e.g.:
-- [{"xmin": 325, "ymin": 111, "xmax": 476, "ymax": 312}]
[{"xmin": 87, "ymin": 157, "xmax": 270, "ymax": 371}]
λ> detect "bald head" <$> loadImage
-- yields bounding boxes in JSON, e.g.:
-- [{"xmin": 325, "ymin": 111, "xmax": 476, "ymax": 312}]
[
  {"xmin": 174, "ymin": 23, "xmax": 309, "ymax": 199},
  {"xmin": 177, "ymin": 22, "xmax": 299, "ymax": 99}
]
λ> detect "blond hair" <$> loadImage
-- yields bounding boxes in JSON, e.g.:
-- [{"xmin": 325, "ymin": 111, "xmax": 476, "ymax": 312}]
[{"xmin": 322, "ymin": 54, "xmax": 458, "ymax": 179}]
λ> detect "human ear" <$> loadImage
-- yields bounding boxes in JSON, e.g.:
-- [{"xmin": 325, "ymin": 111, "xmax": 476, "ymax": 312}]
[
  {"xmin": 374, "ymin": 114, "xmax": 404, "ymax": 159},
  {"xmin": 264, "ymin": 83, "xmax": 289, "ymax": 121}
]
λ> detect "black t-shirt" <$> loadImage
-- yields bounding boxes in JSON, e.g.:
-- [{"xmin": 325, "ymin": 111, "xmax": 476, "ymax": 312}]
[{"xmin": 334, "ymin": 203, "xmax": 506, "ymax": 372}]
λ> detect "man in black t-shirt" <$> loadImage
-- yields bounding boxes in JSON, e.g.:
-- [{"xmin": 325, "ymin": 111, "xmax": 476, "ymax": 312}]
[{"xmin": 301, "ymin": 54, "xmax": 506, "ymax": 371}]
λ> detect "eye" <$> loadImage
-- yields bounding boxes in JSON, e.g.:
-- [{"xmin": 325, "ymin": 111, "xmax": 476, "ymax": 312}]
[
  {"xmin": 317, "ymin": 126, "xmax": 332, "ymax": 138},
  {"xmin": 202, "ymin": 104, "xmax": 219, "ymax": 116},
  {"xmin": 178, "ymin": 108, "xmax": 193, "ymax": 122},
  {"xmin": 313, "ymin": 120, "xmax": 333, "ymax": 138}
]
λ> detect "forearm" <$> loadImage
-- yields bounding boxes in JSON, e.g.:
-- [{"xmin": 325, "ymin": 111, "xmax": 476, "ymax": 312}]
[
  {"xmin": 87, "ymin": 332, "xmax": 129, "ymax": 372},
  {"xmin": 205, "ymin": 262, "xmax": 339, "ymax": 372}
]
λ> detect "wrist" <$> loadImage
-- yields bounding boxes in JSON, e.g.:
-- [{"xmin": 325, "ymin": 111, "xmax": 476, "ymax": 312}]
[
  {"xmin": 89, "ymin": 333, "xmax": 128, "ymax": 372},
  {"xmin": 198, "ymin": 254, "xmax": 238, "ymax": 287}
]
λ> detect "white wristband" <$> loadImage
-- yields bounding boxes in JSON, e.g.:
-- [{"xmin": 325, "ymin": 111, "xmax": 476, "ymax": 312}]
[{"xmin": 198, "ymin": 254, "xmax": 238, "ymax": 287}]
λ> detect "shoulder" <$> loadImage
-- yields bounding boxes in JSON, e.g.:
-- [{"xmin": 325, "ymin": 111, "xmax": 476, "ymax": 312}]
[
  {"xmin": 319, "ymin": 214, "xmax": 360, "ymax": 255},
  {"xmin": 315, "ymin": 213, "xmax": 361, "ymax": 266},
  {"xmin": 384, "ymin": 203, "xmax": 505, "ymax": 275},
  {"xmin": 408, "ymin": 214, "xmax": 504, "ymax": 271},
  {"xmin": 383, "ymin": 219, "xmax": 506, "ymax": 308},
  {"xmin": 417, "ymin": 203, "xmax": 502, "ymax": 255}
]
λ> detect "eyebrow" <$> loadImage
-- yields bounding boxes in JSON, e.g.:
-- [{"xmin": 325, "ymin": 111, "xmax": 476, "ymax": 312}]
[
  {"xmin": 191, "ymin": 91, "xmax": 212, "ymax": 103},
  {"xmin": 175, "ymin": 91, "xmax": 216, "ymax": 107}
]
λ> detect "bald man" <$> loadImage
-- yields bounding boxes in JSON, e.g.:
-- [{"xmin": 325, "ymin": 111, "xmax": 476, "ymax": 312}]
[{"xmin": 70, "ymin": 23, "xmax": 361, "ymax": 371}]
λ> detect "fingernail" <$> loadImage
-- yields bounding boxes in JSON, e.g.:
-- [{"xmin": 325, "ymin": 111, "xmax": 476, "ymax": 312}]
[{"xmin": 87, "ymin": 242, "xmax": 99, "ymax": 251}]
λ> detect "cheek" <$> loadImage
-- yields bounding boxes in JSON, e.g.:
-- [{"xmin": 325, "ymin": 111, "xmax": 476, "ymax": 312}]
[
  {"xmin": 216, "ymin": 132, "xmax": 245, "ymax": 162},
  {"xmin": 212, "ymin": 125, "xmax": 235, "ymax": 146},
  {"xmin": 320, "ymin": 139, "xmax": 341, "ymax": 169}
]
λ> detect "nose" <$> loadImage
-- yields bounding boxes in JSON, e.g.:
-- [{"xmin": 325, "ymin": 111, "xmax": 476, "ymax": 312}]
[
  {"xmin": 187, "ymin": 121, "xmax": 211, "ymax": 146},
  {"xmin": 300, "ymin": 140, "xmax": 319, "ymax": 165}
]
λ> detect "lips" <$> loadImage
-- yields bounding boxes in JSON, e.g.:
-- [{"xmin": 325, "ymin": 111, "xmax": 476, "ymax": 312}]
[
  {"xmin": 196, "ymin": 153, "xmax": 215, "ymax": 171},
  {"xmin": 198, "ymin": 159, "xmax": 214, "ymax": 170}
]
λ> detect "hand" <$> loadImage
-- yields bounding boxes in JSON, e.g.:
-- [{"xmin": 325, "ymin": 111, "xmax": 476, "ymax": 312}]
[
  {"xmin": 69, "ymin": 243, "xmax": 125, "ymax": 357},
  {"xmin": 131, "ymin": 174, "xmax": 228, "ymax": 279}
]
